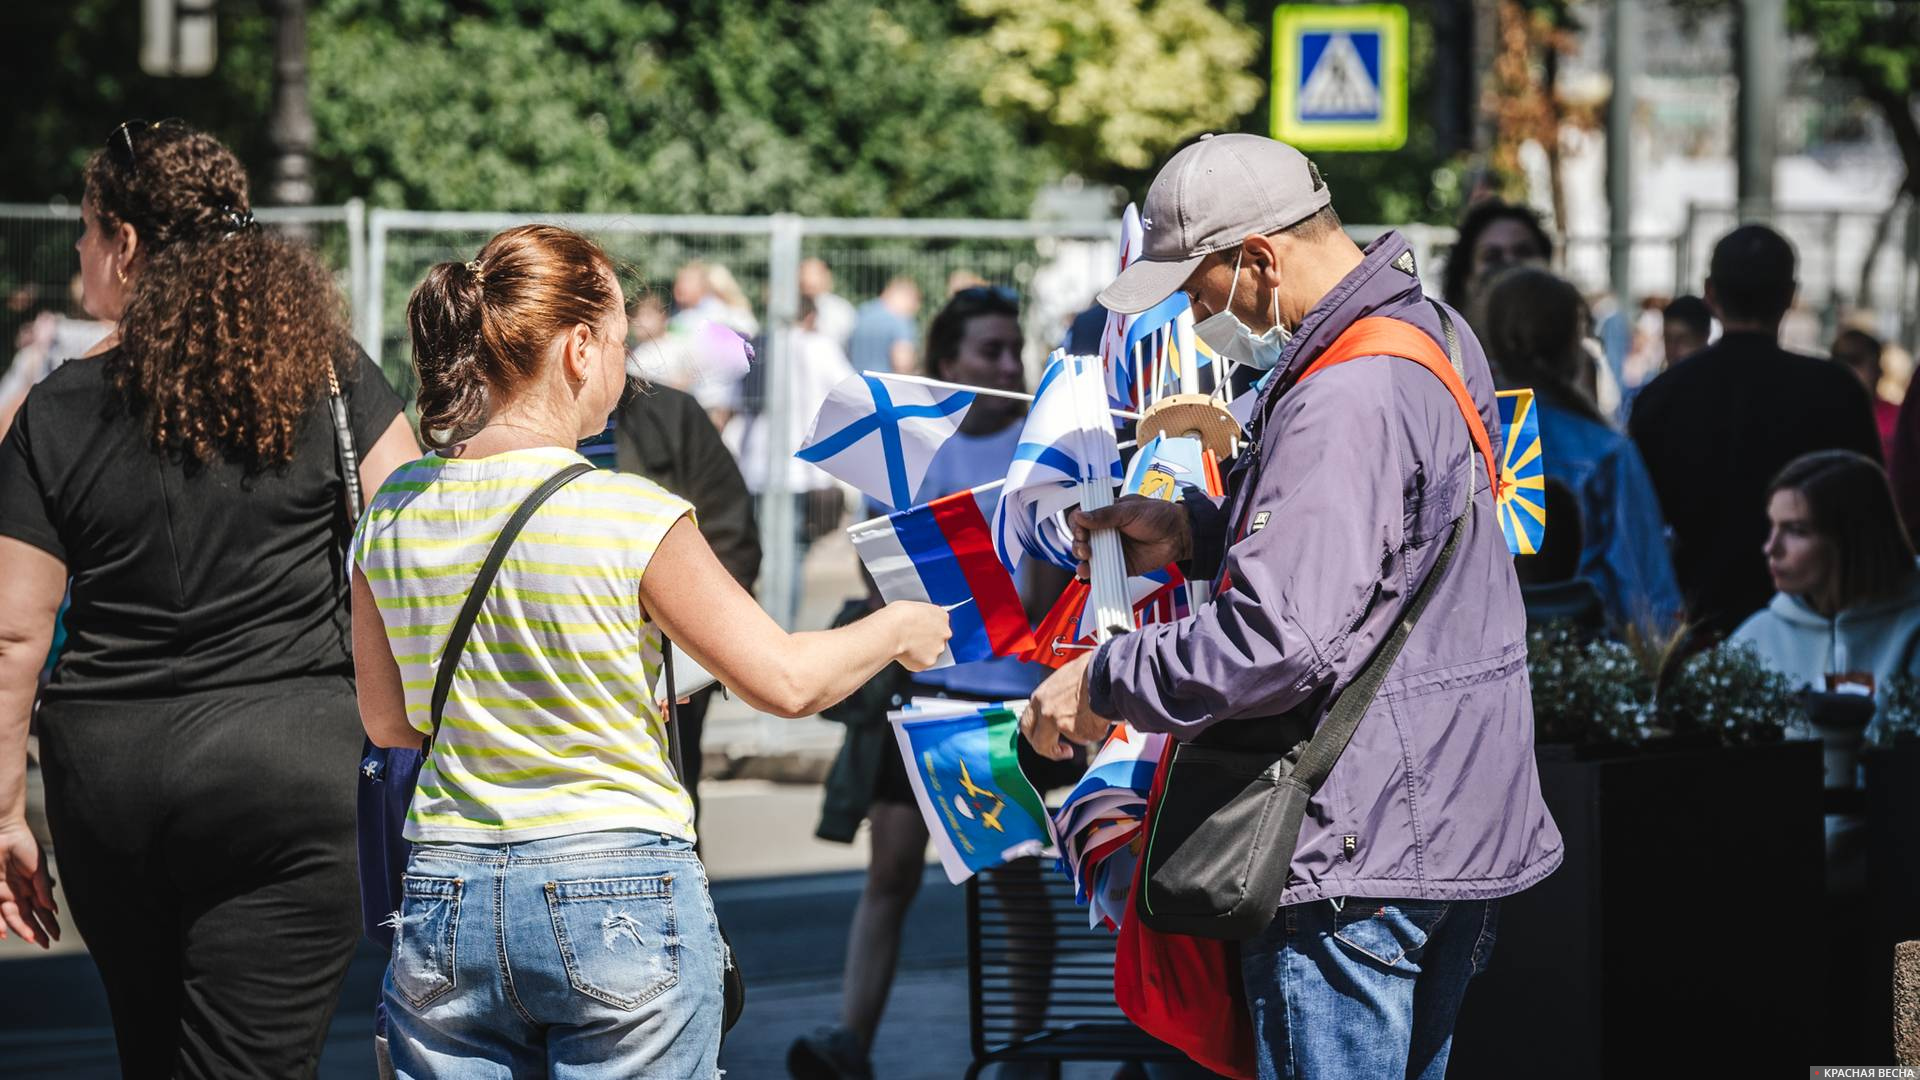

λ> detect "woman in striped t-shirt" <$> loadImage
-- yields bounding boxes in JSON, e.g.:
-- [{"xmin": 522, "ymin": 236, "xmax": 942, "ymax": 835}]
[{"xmin": 351, "ymin": 225, "xmax": 950, "ymax": 1079}]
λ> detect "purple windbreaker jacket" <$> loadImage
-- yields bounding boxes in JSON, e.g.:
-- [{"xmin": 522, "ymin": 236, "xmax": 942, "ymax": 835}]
[{"xmin": 1088, "ymin": 231, "xmax": 1563, "ymax": 906}]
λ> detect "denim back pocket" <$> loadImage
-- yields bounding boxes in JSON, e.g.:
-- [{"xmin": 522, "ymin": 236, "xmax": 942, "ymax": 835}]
[
  {"xmin": 1331, "ymin": 900, "xmax": 1451, "ymax": 973},
  {"xmin": 545, "ymin": 874, "xmax": 680, "ymax": 1010},
  {"xmin": 392, "ymin": 874, "xmax": 463, "ymax": 1009}
]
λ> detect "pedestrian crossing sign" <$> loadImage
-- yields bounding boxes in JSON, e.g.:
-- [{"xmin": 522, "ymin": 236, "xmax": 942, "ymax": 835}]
[{"xmin": 1272, "ymin": 4, "xmax": 1409, "ymax": 152}]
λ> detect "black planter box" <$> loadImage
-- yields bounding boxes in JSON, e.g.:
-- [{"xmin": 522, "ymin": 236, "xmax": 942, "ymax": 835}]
[{"xmin": 1449, "ymin": 738, "xmax": 1824, "ymax": 1078}]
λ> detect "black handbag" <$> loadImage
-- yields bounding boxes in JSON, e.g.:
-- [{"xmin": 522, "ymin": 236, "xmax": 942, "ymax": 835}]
[
  {"xmin": 1136, "ymin": 302, "xmax": 1477, "ymax": 941},
  {"xmin": 1135, "ymin": 510, "xmax": 1468, "ymax": 940},
  {"xmin": 661, "ymin": 644, "xmax": 747, "ymax": 1035}
]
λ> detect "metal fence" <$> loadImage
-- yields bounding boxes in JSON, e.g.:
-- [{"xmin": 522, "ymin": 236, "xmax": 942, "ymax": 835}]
[
  {"xmin": 0, "ymin": 200, "xmax": 367, "ymax": 355},
  {"xmin": 6, "ymin": 200, "xmax": 1917, "ymax": 631},
  {"xmin": 365, "ymin": 210, "xmax": 1117, "ymax": 628}
]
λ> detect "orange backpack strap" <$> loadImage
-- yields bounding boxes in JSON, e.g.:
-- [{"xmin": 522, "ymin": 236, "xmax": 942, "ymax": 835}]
[{"xmin": 1296, "ymin": 316, "xmax": 1498, "ymax": 493}]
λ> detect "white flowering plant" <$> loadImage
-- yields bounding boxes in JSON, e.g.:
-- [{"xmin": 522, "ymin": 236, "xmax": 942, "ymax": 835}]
[
  {"xmin": 1526, "ymin": 626, "xmax": 1655, "ymax": 747},
  {"xmin": 1868, "ymin": 676, "xmax": 1920, "ymax": 749},
  {"xmin": 1528, "ymin": 628, "xmax": 1797, "ymax": 749}
]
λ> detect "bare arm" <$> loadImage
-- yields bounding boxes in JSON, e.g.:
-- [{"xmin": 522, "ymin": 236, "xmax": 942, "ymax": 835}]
[
  {"xmin": 358, "ymin": 415, "xmax": 419, "ymax": 507},
  {"xmin": 642, "ymin": 518, "xmax": 948, "ymax": 718},
  {"xmin": 0, "ymin": 537, "xmax": 64, "ymax": 945},
  {"xmin": 352, "ymin": 567, "xmax": 419, "ymax": 749}
]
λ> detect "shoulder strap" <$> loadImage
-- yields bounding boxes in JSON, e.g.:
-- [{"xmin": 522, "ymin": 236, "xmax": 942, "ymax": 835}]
[
  {"xmin": 325, "ymin": 357, "xmax": 363, "ymax": 528},
  {"xmin": 1285, "ymin": 302, "xmax": 1478, "ymax": 791},
  {"xmin": 1295, "ymin": 311, "xmax": 1498, "ymax": 494},
  {"xmin": 428, "ymin": 461, "xmax": 595, "ymax": 741}
]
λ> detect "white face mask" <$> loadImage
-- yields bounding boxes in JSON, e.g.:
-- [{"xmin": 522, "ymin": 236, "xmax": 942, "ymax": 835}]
[{"xmin": 1192, "ymin": 247, "xmax": 1290, "ymax": 371}]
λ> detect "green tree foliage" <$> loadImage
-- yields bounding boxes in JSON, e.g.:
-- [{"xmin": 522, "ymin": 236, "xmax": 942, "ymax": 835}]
[
  {"xmin": 0, "ymin": 0, "xmax": 279, "ymax": 203},
  {"xmin": 310, "ymin": 0, "xmax": 1057, "ymax": 217},
  {"xmin": 1785, "ymin": 0, "xmax": 1920, "ymax": 194},
  {"xmin": 958, "ymin": 0, "xmax": 1264, "ymax": 174}
]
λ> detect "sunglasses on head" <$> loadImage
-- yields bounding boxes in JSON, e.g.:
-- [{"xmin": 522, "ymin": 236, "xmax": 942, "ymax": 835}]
[{"xmin": 106, "ymin": 118, "xmax": 187, "ymax": 170}]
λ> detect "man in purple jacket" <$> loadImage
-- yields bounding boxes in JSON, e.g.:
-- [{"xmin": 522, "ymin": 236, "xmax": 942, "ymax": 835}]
[{"xmin": 1022, "ymin": 134, "xmax": 1562, "ymax": 1079}]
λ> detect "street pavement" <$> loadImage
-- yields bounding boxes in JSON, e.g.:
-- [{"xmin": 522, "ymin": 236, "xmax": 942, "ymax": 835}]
[
  {"xmin": 0, "ymin": 534, "xmax": 1147, "ymax": 1077},
  {"xmin": 0, "ymin": 778, "xmax": 1132, "ymax": 1079}
]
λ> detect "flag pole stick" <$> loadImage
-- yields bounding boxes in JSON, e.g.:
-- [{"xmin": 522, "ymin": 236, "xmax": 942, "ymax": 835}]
[
  {"xmin": 839, "ymin": 440, "xmax": 1136, "ymax": 533},
  {"xmin": 868, "ymin": 371, "xmax": 1140, "ymax": 421},
  {"xmin": 1066, "ymin": 356, "xmax": 1132, "ymax": 641}
]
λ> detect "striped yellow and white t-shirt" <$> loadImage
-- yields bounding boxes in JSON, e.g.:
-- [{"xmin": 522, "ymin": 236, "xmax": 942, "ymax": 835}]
[{"xmin": 351, "ymin": 445, "xmax": 696, "ymax": 844}]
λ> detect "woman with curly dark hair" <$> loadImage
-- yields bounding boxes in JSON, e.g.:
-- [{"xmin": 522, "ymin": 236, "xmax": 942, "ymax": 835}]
[{"xmin": 0, "ymin": 120, "xmax": 417, "ymax": 1077}]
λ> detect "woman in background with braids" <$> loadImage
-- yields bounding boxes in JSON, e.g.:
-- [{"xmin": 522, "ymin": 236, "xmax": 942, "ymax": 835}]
[{"xmin": 0, "ymin": 121, "xmax": 417, "ymax": 1077}]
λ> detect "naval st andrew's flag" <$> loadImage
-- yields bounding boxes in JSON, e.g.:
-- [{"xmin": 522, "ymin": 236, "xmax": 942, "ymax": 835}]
[
  {"xmin": 797, "ymin": 372, "xmax": 976, "ymax": 512},
  {"xmin": 850, "ymin": 488, "xmax": 1037, "ymax": 668},
  {"xmin": 889, "ymin": 698, "xmax": 1055, "ymax": 884}
]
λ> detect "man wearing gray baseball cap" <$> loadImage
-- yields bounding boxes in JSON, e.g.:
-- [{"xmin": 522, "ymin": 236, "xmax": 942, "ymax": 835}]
[{"xmin": 1022, "ymin": 134, "xmax": 1562, "ymax": 1078}]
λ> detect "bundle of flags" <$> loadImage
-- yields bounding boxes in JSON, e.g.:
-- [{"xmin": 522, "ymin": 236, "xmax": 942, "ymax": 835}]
[
  {"xmin": 888, "ymin": 698, "xmax": 1056, "ymax": 884},
  {"xmin": 992, "ymin": 351, "xmax": 1124, "ymax": 577},
  {"xmin": 1052, "ymin": 724, "xmax": 1168, "ymax": 928},
  {"xmin": 1023, "ymin": 565, "xmax": 1192, "ymax": 668},
  {"xmin": 1101, "ymin": 205, "xmax": 1146, "ymax": 411}
]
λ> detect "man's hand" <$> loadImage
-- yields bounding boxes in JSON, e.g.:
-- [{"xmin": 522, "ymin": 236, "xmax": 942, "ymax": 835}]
[
  {"xmin": 1020, "ymin": 652, "xmax": 1112, "ymax": 761},
  {"xmin": 1069, "ymin": 496, "xmax": 1192, "ymax": 580}
]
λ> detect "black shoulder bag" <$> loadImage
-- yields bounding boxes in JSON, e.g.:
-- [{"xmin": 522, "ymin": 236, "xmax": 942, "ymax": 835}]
[{"xmin": 1136, "ymin": 304, "xmax": 1478, "ymax": 940}]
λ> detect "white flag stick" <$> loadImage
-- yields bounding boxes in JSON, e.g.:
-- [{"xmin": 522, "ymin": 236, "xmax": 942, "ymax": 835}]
[
  {"xmin": 867, "ymin": 371, "xmax": 1140, "ymax": 421},
  {"xmin": 1066, "ymin": 358, "xmax": 1132, "ymax": 641},
  {"xmin": 840, "ymin": 440, "xmax": 1136, "ymax": 535}
]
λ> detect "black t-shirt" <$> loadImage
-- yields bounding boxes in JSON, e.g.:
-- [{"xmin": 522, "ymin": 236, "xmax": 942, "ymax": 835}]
[{"xmin": 0, "ymin": 348, "xmax": 405, "ymax": 701}]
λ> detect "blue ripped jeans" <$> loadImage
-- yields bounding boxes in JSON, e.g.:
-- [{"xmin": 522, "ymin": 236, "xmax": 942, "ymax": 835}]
[
  {"xmin": 1239, "ymin": 897, "xmax": 1498, "ymax": 1080},
  {"xmin": 383, "ymin": 830, "xmax": 724, "ymax": 1080}
]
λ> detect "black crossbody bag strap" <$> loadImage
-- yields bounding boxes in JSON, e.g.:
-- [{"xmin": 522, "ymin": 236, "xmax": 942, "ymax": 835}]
[{"xmin": 427, "ymin": 462, "xmax": 595, "ymax": 745}]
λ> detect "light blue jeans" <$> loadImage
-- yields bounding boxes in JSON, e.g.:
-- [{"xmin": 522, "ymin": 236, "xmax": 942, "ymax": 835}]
[
  {"xmin": 1239, "ymin": 897, "xmax": 1498, "ymax": 1080},
  {"xmin": 383, "ymin": 830, "xmax": 724, "ymax": 1079}
]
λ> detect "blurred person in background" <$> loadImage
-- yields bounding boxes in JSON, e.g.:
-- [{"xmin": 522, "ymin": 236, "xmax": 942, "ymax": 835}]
[
  {"xmin": 1731, "ymin": 450, "xmax": 1920, "ymax": 734},
  {"xmin": 1442, "ymin": 200, "xmax": 1553, "ymax": 324},
  {"xmin": 1515, "ymin": 478, "xmax": 1609, "ymax": 636},
  {"xmin": 1662, "ymin": 294, "xmax": 1713, "ymax": 368},
  {"xmin": 945, "ymin": 269, "xmax": 988, "ymax": 295},
  {"xmin": 1630, "ymin": 225, "xmax": 1882, "ymax": 639},
  {"xmin": 850, "ymin": 276, "xmax": 921, "ymax": 374},
  {"xmin": 1478, "ymin": 267, "xmax": 1682, "ymax": 636},
  {"xmin": 0, "ymin": 120, "xmax": 417, "ymax": 1078},
  {"xmin": 1831, "ymin": 328, "xmax": 1900, "ymax": 461},
  {"xmin": 793, "ymin": 286, "xmax": 1075, "ymax": 1080},
  {"xmin": 739, "ymin": 295, "xmax": 855, "ymax": 554},
  {"xmin": 0, "ymin": 275, "xmax": 112, "ymax": 434},
  {"xmin": 609, "ymin": 378, "xmax": 761, "ymax": 824},
  {"xmin": 802, "ymin": 257, "xmax": 857, "ymax": 351}
]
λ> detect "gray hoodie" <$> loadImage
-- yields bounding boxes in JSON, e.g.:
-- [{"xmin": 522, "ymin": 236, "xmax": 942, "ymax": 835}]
[
  {"xmin": 1089, "ymin": 231, "xmax": 1563, "ymax": 905},
  {"xmin": 1730, "ymin": 566, "xmax": 1920, "ymax": 741}
]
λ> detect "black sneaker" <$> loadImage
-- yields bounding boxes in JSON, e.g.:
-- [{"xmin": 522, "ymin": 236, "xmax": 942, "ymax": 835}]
[{"xmin": 787, "ymin": 1027, "xmax": 874, "ymax": 1080}]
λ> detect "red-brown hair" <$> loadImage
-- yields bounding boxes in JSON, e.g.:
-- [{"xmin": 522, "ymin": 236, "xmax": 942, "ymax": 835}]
[
  {"xmin": 406, "ymin": 224, "xmax": 619, "ymax": 449},
  {"xmin": 84, "ymin": 122, "xmax": 351, "ymax": 466}
]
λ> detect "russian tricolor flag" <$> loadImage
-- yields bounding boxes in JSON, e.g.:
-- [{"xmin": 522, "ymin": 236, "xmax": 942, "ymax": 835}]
[{"xmin": 850, "ymin": 489, "xmax": 1037, "ymax": 668}]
